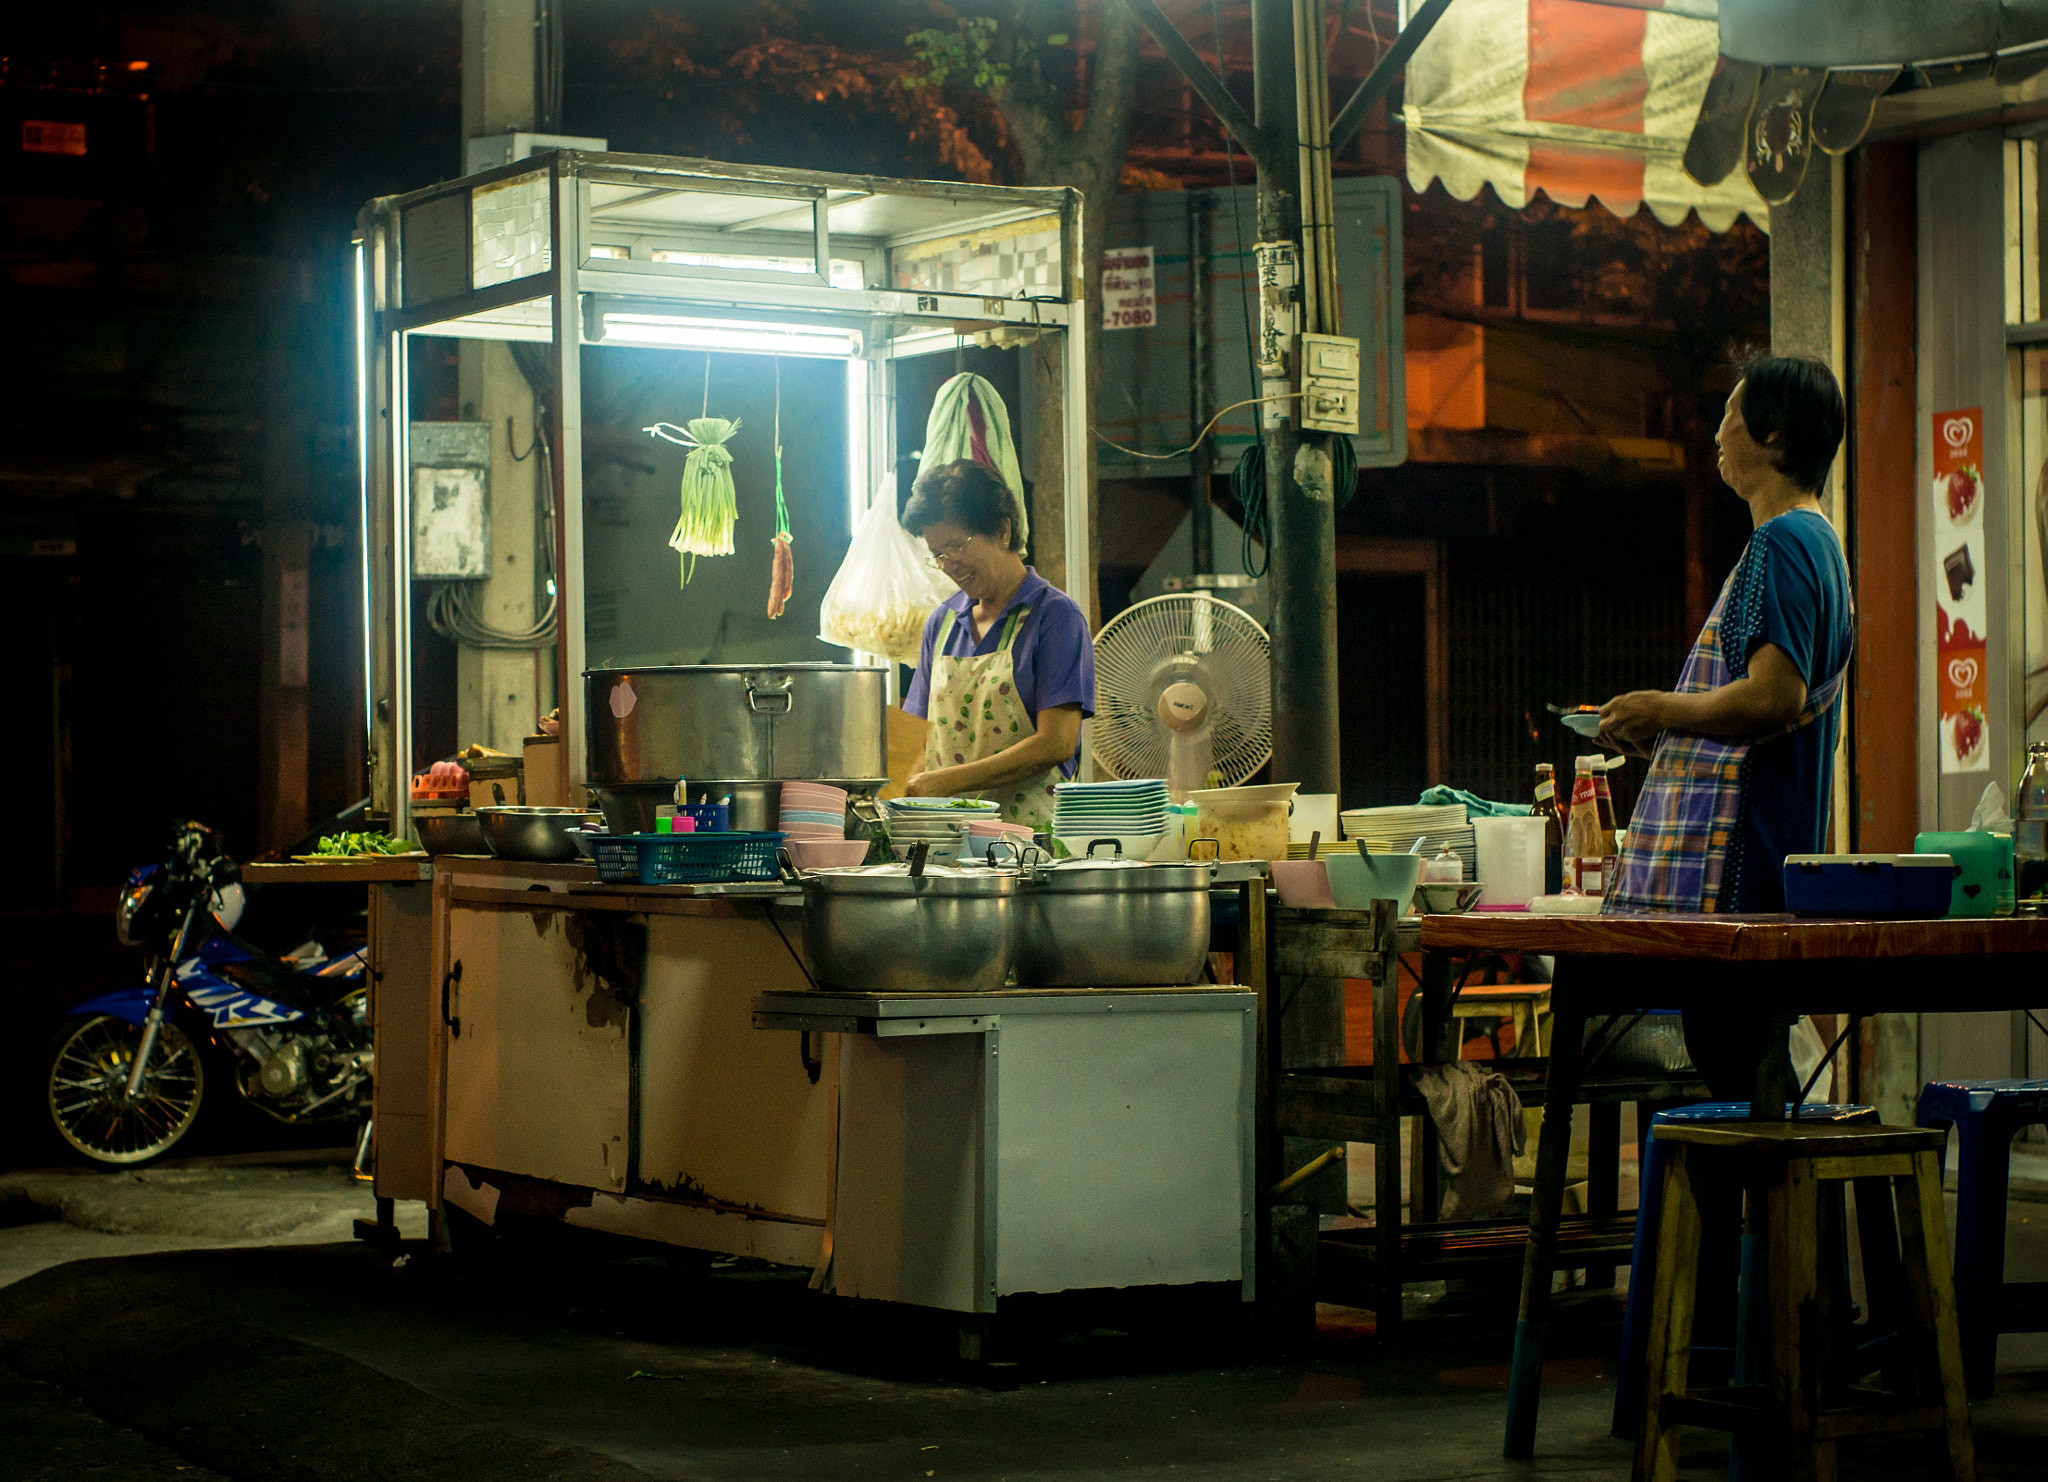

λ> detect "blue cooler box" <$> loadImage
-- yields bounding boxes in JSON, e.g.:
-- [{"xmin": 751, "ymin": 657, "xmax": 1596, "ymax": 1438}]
[{"xmin": 1783, "ymin": 853, "xmax": 1954, "ymax": 918}]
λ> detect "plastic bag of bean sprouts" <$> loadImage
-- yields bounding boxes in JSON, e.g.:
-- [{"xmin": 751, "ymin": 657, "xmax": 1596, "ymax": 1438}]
[{"xmin": 818, "ymin": 477, "xmax": 957, "ymax": 667}]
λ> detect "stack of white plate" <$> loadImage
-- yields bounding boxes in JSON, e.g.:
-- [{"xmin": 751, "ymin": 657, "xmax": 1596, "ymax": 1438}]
[
  {"xmin": 1340, "ymin": 803, "xmax": 1477, "ymax": 880},
  {"xmin": 885, "ymin": 797, "xmax": 998, "ymax": 864},
  {"xmin": 780, "ymin": 781, "xmax": 850, "ymax": 840},
  {"xmin": 1053, "ymin": 779, "xmax": 1170, "ymax": 858}
]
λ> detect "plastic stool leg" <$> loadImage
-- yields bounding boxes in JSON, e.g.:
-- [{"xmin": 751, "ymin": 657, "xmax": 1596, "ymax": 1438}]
[
  {"xmin": 1950, "ymin": 1111, "xmax": 2013, "ymax": 1397},
  {"xmin": 1613, "ymin": 1130, "xmax": 1671, "ymax": 1437}
]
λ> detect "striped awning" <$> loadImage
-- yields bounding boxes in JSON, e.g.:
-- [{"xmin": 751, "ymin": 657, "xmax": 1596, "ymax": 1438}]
[{"xmin": 1402, "ymin": 0, "xmax": 1770, "ymax": 233}]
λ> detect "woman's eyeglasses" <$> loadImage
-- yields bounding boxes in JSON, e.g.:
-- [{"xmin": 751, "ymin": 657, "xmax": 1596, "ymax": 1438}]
[{"xmin": 923, "ymin": 535, "xmax": 976, "ymax": 570}]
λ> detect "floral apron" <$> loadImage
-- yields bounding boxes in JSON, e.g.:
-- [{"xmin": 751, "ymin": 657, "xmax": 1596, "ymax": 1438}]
[
  {"xmin": 1606, "ymin": 570, "xmax": 1848, "ymax": 914},
  {"xmin": 921, "ymin": 605, "xmax": 1061, "ymax": 831}
]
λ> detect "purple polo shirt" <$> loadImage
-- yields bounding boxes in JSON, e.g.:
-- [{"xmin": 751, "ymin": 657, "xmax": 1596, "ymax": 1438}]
[{"xmin": 902, "ymin": 568, "xmax": 1095, "ymax": 777}]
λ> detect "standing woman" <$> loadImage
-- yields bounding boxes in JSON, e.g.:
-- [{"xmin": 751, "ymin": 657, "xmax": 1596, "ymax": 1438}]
[
  {"xmin": 1597, "ymin": 354, "xmax": 1853, "ymax": 1096},
  {"xmin": 899, "ymin": 459, "xmax": 1095, "ymax": 831}
]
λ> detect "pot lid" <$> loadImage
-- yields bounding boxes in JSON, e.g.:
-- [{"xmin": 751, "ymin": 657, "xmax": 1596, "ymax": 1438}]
[
  {"xmin": 1027, "ymin": 858, "xmax": 1215, "ymax": 892},
  {"xmin": 1188, "ymin": 783, "xmax": 1299, "ymax": 806},
  {"xmin": 801, "ymin": 863, "xmax": 1019, "ymax": 897}
]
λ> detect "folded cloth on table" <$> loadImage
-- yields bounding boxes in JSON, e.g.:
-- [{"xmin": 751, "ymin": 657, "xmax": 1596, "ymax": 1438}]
[
  {"xmin": 1417, "ymin": 785, "xmax": 1532, "ymax": 819},
  {"xmin": 1414, "ymin": 1060, "xmax": 1527, "ymax": 1220}
]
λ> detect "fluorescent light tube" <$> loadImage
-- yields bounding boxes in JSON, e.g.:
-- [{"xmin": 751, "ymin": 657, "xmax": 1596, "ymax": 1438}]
[{"xmin": 598, "ymin": 312, "xmax": 859, "ymax": 358}]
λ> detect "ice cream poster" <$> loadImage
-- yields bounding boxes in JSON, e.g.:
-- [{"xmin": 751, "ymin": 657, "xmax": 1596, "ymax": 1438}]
[{"xmin": 1933, "ymin": 407, "xmax": 1989, "ymax": 773}]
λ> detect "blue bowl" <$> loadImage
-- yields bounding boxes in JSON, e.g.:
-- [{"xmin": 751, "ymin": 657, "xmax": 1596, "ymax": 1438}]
[{"xmin": 1325, "ymin": 850, "xmax": 1422, "ymax": 915}]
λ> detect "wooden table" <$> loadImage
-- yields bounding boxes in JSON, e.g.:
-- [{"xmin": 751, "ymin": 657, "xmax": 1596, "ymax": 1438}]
[{"xmin": 1417, "ymin": 910, "xmax": 2048, "ymax": 1459}]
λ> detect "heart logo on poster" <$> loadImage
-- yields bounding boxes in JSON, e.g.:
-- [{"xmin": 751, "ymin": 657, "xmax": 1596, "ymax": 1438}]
[
  {"xmin": 1943, "ymin": 416, "xmax": 1974, "ymax": 449},
  {"xmin": 1947, "ymin": 656, "xmax": 1980, "ymax": 690}
]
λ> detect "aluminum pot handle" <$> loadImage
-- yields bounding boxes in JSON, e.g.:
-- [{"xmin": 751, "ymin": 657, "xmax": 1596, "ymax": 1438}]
[
  {"xmin": 1086, "ymin": 838, "xmax": 1123, "ymax": 859},
  {"xmin": 1189, "ymin": 837, "xmax": 1221, "ymax": 864},
  {"xmin": 744, "ymin": 677, "xmax": 794, "ymax": 714}
]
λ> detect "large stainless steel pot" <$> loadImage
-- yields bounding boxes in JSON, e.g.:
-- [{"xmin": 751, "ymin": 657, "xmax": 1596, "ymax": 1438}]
[
  {"xmin": 591, "ymin": 777, "xmax": 885, "ymax": 836},
  {"xmin": 587, "ymin": 664, "xmax": 886, "ymax": 783},
  {"xmin": 1013, "ymin": 857, "xmax": 1214, "ymax": 986},
  {"xmin": 801, "ymin": 866, "xmax": 1018, "ymax": 994}
]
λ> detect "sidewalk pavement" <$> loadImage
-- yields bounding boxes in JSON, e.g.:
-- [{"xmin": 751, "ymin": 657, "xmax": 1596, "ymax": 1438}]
[{"xmin": 0, "ymin": 1159, "xmax": 2041, "ymax": 1480}]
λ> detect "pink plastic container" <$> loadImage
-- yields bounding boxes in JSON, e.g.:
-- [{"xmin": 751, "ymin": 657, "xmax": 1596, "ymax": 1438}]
[{"xmin": 1270, "ymin": 859, "xmax": 1336, "ymax": 908}]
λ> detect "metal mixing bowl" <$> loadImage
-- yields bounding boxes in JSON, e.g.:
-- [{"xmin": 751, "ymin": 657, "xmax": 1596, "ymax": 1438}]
[
  {"xmin": 413, "ymin": 811, "xmax": 488, "ymax": 856},
  {"xmin": 475, "ymin": 806, "xmax": 604, "ymax": 862}
]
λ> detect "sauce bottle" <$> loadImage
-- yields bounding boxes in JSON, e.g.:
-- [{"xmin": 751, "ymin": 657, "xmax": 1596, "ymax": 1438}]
[
  {"xmin": 1566, "ymin": 757, "xmax": 1606, "ymax": 894},
  {"xmin": 1533, "ymin": 762, "xmax": 1564, "ymax": 895},
  {"xmin": 1588, "ymin": 755, "xmax": 1620, "ymax": 856}
]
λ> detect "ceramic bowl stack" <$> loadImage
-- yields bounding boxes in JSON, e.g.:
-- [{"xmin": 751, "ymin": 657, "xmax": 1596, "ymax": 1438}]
[
  {"xmin": 964, "ymin": 817, "xmax": 1036, "ymax": 862},
  {"xmin": 1339, "ymin": 802, "xmax": 1477, "ymax": 880},
  {"xmin": 1052, "ymin": 779, "xmax": 1170, "ymax": 859},
  {"xmin": 779, "ymin": 782, "xmax": 850, "ymax": 840},
  {"xmin": 885, "ymin": 797, "xmax": 997, "ymax": 865}
]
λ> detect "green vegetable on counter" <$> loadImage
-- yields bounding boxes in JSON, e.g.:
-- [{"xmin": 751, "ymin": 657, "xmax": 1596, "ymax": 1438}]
[{"xmin": 314, "ymin": 831, "xmax": 413, "ymax": 857}]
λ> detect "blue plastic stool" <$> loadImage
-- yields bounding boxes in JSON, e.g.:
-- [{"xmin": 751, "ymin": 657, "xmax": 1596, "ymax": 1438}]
[
  {"xmin": 1611, "ymin": 1101, "xmax": 1876, "ymax": 1441},
  {"xmin": 1915, "ymin": 1077, "xmax": 2048, "ymax": 1396}
]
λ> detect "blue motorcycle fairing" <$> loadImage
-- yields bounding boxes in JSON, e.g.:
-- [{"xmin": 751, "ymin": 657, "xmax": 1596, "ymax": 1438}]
[
  {"xmin": 71, "ymin": 985, "xmax": 157, "ymax": 1029},
  {"xmin": 176, "ymin": 939, "xmax": 310, "ymax": 1029},
  {"xmin": 75, "ymin": 937, "xmax": 312, "ymax": 1033}
]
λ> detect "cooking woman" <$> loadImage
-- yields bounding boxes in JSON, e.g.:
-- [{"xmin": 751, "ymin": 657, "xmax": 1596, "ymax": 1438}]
[{"xmin": 900, "ymin": 459, "xmax": 1095, "ymax": 831}]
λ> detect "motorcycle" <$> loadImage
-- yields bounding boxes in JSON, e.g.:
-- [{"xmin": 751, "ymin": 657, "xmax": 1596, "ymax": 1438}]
[{"xmin": 42, "ymin": 820, "xmax": 374, "ymax": 1166}]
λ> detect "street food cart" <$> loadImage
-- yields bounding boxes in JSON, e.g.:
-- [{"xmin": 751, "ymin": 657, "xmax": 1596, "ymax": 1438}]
[{"xmin": 350, "ymin": 152, "xmax": 1256, "ymax": 1325}]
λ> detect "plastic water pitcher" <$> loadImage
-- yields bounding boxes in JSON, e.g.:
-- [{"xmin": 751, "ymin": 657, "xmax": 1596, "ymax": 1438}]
[{"xmin": 1473, "ymin": 814, "xmax": 1547, "ymax": 907}]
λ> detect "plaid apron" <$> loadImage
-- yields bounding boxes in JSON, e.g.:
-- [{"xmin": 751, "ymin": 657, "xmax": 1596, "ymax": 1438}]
[{"xmin": 1606, "ymin": 570, "xmax": 1848, "ymax": 915}]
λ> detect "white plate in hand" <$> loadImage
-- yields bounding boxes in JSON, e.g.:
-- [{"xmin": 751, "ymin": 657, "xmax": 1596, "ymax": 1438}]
[{"xmin": 1561, "ymin": 712, "xmax": 1602, "ymax": 738}]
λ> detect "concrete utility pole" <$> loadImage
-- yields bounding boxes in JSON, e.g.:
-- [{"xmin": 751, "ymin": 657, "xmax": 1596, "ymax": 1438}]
[
  {"xmin": 1127, "ymin": 0, "xmax": 1447, "ymax": 793},
  {"xmin": 457, "ymin": 0, "xmax": 551, "ymax": 754}
]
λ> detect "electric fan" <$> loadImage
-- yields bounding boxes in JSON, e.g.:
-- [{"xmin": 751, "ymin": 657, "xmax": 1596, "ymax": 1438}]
[{"xmin": 1090, "ymin": 593, "xmax": 1272, "ymax": 802}]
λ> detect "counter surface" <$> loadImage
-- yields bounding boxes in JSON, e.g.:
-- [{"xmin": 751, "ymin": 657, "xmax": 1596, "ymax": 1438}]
[
  {"xmin": 1419, "ymin": 909, "xmax": 2048, "ymax": 961},
  {"xmin": 244, "ymin": 859, "xmax": 433, "ymax": 884}
]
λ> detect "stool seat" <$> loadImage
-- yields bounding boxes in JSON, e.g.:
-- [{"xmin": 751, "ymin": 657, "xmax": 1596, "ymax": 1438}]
[
  {"xmin": 1916, "ymin": 1077, "xmax": 2048, "ymax": 1397},
  {"xmin": 1612, "ymin": 1103, "xmax": 1876, "ymax": 1440},
  {"xmin": 1652, "ymin": 1121, "xmax": 1945, "ymax": 1159},
  {"xmin": 1634, "ymin": 1121, "xmax": 1976, "ymax": 1482}
]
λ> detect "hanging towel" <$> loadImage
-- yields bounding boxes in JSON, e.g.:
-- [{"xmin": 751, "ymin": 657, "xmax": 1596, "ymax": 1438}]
[
  {"xmin": 922, "ymin": 373, "xmax": 1028, "ymax": 547},
  {"xmin": 1414, "ymin": 1060, "xmax": 1527, "ymax": 1220}
]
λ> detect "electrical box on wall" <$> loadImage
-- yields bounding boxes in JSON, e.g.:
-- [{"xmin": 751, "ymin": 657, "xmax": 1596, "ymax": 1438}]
[
  {"xmin": 1300, "ymin": 333, "xmax": 1361, "ymax": 435},
  {"xmin": 409, "ymin": 422, "xmax": 491, "ymax": 580}
]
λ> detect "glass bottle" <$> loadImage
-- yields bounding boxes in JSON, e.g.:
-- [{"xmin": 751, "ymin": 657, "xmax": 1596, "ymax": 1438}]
[
  {"xmin": 1589, "ymin": 755, "xmax": 1620, "ymax": 856},
  {"xmin": 1533, "ymin": 762, "xmax": 1564, "ymax": 895},
  {"xmin": 1566, "ymin": 757, "xmax": 1606, "ymax": 894},
  {"xmin": 2017, "ymin": 742, "xmax": 2048, "ymax": 906}
]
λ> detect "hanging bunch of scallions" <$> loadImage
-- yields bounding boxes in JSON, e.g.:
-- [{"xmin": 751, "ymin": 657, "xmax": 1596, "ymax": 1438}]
[{"xmin": 646, "ymin": 417, "xmax": 741, "ymax": 584}]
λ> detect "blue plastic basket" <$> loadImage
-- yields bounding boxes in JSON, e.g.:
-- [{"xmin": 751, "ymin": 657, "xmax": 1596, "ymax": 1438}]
[{"xmin": 592, "ymin": 831, "xmax": 786, "ymax": 885}]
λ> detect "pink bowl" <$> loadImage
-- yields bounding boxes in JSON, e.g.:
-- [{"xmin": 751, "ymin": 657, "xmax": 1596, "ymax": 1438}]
[
  {"xmin": 1270, "ymin": 859, "xmax": 1336, "ymax": 908},
  {"xmin": 779, "ymin": 823, "xmax": 847, "ymax": 840},
  {"xmin": 782, "ymin": 837, "xmax": 872, "ymax": 871}
]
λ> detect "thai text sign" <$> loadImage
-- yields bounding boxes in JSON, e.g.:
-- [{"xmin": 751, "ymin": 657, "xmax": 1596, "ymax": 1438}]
[{"xmin": 1101, "ymin": 245, "xmax": 1155, "ymax": 331}]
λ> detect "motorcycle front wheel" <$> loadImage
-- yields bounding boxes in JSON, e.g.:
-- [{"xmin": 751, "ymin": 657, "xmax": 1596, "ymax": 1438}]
[{"xmin": 45, "ymin": 1014, "xmax": 208, "ymax": 1166}]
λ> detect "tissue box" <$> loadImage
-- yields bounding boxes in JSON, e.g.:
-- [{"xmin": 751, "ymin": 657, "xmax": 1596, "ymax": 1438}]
[
  {"xmin": 1913, "ymin": 831, "xmax": 2007, "ymax": 918},
  {"xmin": 1783, "ymin": 854, "xmax": 1955, "ymax": 918}
]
